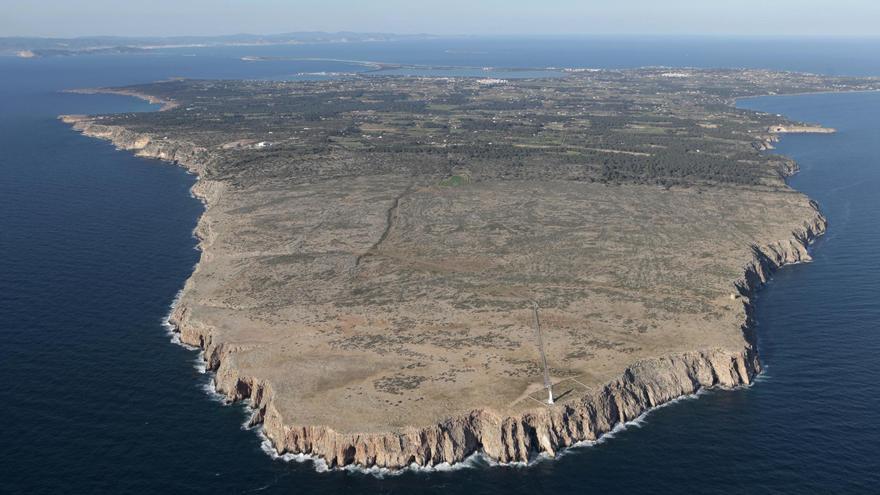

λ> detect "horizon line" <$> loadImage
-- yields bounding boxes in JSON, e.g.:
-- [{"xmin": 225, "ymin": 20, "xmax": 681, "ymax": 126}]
[{"xmin": 4, "ymin": 31, "xmax": 880, "ymax": 41}]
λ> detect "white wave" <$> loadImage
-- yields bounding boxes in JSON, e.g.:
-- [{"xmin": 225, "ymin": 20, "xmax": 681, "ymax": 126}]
[
  {"xmin": 161, "ymin": 288, "xmax": 201, "ymax": 352},
  {"xmin": 241, "ymin": 409, "xmax": 259, "ymax": 431},
  {"xmin": 162, "ymin": 286, "xmax": 207, "ymax": 370},
  {"xmin": 193, "ymin": 350, "xmax": 207, "ymax": 373},
  {"xmin": 201, "ymin": 378, "xmax": 230, "ymax": 404},
  {"xmin": 337, "ymin": 451, "xmax": 486, "ymax": 478},
  {"xmin": 256, "ymin": 428, "xmax": 330, "ymax": 473},
  {"xmin": 160, "ymin": 289, "xmax": 184, "ymax": 341},
  {"xmin": 753, "ymin": 363, "xmax": 770, "ymax": 383}
]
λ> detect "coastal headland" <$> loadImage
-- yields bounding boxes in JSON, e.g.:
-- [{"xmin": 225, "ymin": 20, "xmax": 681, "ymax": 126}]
[{"xmin": 62, "ymin": 68, "xmax": 876, "ymax": 469}]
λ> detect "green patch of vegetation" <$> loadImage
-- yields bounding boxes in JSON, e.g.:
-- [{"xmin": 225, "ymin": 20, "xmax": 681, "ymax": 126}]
[
  {"xmin": 439, "ymin": 174, "xmax": 470, "ymax": 187},
  {"xmin": 99, "ymin": 70, "xmax": 877, "ymax": 188}
]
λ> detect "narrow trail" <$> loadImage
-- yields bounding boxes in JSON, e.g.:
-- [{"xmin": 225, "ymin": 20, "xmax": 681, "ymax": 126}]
[{"xmin": 353, "ymin": 184, "xmax": 413, "ymax": 268}]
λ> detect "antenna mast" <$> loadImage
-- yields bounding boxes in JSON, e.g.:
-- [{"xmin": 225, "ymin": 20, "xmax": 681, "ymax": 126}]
[{"xmin": 531, "ymin": 301, "xmax": 554, "ymax": 405}]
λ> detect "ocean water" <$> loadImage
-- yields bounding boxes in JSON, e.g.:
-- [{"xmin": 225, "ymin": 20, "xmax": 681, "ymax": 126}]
[{"xmin": 1, "ymin": 38, "xmax": 879, "ymax": 494}]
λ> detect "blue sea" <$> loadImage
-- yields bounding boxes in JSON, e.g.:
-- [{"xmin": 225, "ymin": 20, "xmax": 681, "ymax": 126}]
[{"xmin": 1, "ymin": 37, "xmax": 879, "ymax": 494}]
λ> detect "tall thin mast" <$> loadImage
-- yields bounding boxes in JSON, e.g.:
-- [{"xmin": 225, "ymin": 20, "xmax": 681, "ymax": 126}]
[{"xmin": 531, "ymin": 301, "xmax": 554, "ymax": 405}]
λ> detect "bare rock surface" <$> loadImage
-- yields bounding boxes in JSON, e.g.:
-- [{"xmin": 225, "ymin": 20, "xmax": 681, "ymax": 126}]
[{"xmin": 58, "ymin": 69, "xmax": 852, "ymax": 468}]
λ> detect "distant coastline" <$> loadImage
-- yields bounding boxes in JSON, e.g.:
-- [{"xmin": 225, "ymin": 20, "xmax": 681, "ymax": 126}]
[
  {"xmin": 62, "ymin": 87, "xmax": 179, "ymax": 111},
  {"xmin": 1, "ymin": 32, "xmax": 439, "ymax": 58}
]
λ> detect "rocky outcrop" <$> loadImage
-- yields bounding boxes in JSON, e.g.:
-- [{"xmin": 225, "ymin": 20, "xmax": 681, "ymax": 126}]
[
  {"xmin": 168, "ymin": 209, "xmax": 822, "ymax": 470},
  {"xmin": 768, "ymin": 124, "xmax": 836, "ymax": 134},
  {"xmin": 737, "ymin": 205, "xmax": 825, "ymax": 298},
  {"xmin": 63, "ymin": 116, "xmax": 826, "ymax": 471},
  {"xmin": 753, "ymin": 124, "xmax": 835, "ymax": 152},
  {"xmin": 60, "ymin": 116, "xmax": 209, "ymax": 176},
  {"xmin": 62, "ymin": 88, "xmax": 180, "ymax": 111},
  {"xmin": 190, "ymin": 347, "xmax": 761, "ymax": 469}
]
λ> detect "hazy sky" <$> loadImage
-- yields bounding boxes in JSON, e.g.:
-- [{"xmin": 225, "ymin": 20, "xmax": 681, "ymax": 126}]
[{"xmin": 3, "ymin": 0, "xmax": 879, "ymax": 38}]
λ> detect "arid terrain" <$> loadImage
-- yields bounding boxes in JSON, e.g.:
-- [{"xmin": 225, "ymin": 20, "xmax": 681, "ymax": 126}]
[{"xmin": 62, "ymin": 68, "xmax": 876, "ymax": 468}]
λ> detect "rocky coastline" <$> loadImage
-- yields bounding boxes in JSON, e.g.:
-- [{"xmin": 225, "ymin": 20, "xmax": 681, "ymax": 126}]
[
  {"xmin": 754, "ymin": 123, "xmax": 836, "ymax": 151},
  {"xmin": 60, "ymin": 110, "xmax": 827, "ymax": 470},
  {"xmin": 62, "ymin": 88, "xmax": 180, "ymax": 111}
]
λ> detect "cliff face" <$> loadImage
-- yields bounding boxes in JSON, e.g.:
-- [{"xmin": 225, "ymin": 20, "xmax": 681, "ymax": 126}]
[
  {"xmin": 754, "ymin": 123, "xmax": 836, "ymax": 152},
  {"xmin": 61, "ymin": 116, "xmax": 225, "ymax": 242},
  {"xmin": 60, "ymin": 117, "xmax": 209, "ymax": 176},
  {"xmin": 176, "ymin": 214, "xmax": 824, "ymax": 470},
  {"xmin": 63, "ymin": 116, "xmax": 827, "ymax": 470},
  {"xmin": 207, "ymin": 348, "xmax": 761, "ymax": 468}
]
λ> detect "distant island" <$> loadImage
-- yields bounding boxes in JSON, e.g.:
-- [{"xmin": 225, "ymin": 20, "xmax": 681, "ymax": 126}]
[
  {"xmin": 62, "ymin": 68, "xmax": 877, "ymax": 469},
  {"xmin": 1, "ymin": 32, "xmax": 437, "ymax": 58}
]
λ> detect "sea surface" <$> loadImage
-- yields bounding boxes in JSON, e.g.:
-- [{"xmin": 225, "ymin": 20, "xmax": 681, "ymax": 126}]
[{"xmin": 1, "ymin": 37, "xmax": 879, "ymax": 494}]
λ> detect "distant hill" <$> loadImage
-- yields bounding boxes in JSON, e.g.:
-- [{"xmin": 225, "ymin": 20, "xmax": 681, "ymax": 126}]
[{"xmin": 0, "ymin": 32, "xmax": 438, "ymax": 57}]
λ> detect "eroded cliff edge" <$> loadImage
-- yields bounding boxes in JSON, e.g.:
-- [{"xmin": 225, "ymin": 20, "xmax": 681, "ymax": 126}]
[
  {"xmin": 61, "ymin": 112, "xmax": 827, "ymax": 469},
  {"xmin": 62, "ymin": 71, "xmax": 862, "ymax": 470}
]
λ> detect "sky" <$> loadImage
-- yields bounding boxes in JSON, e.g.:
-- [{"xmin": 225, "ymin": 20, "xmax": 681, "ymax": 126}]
[{"xmin": 2, "ymin": 0, "xmax": 879, "ymax": 38}]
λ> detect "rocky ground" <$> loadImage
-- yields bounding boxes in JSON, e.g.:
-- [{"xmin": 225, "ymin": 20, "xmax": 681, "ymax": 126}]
[{"xmin": 60, "ymin": 68, "xmax": 864, "ymax": 468}]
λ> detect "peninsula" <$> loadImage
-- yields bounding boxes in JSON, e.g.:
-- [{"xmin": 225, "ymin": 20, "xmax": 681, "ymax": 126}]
[
  {"xmin": 1, "ymin": 32, "xmax": 435, "ymax": 58},
  {"xmin": 62, "ymin": 68, "xmax": 877, "ymax": 469}
]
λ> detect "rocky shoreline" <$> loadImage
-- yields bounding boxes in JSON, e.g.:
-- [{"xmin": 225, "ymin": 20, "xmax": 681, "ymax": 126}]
[
  {"xmin": 62, "ymin": 88, "xmax": 180, "ymax": 111},
  {"xmin": 60, "ymin": 110, "xmax": 827, "ymax": 470},
  {"xmin": 187, "ymin": 210, "xmax": 824, "ymax": 469},
  {"xmin": 754, "ymin": 124, "xmax": 836, "ymax": 151}
]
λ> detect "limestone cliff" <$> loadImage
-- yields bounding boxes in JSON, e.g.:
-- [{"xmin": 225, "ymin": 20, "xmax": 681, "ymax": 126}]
[
  {"xmin": 62, "ymin": 116, "xmax": 826, "ymax": 470},
  {"xmin": 177, "ymin": 213, "xmax": 824, "ymax": 469},
  {"xmin": 755, "ymin": 123, "xmax": 836, "ymax": 152}
]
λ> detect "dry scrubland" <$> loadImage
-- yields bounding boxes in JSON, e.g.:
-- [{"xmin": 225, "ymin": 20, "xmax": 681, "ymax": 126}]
[{"xmin": 64, "ymin": 68, "xmax": 875, "ymax": 467}]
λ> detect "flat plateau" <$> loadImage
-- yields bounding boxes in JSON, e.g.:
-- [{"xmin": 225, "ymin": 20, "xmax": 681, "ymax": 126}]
[{"xmin": 62, "ymin": 68, "xmax": 876, "ymax": 468}]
